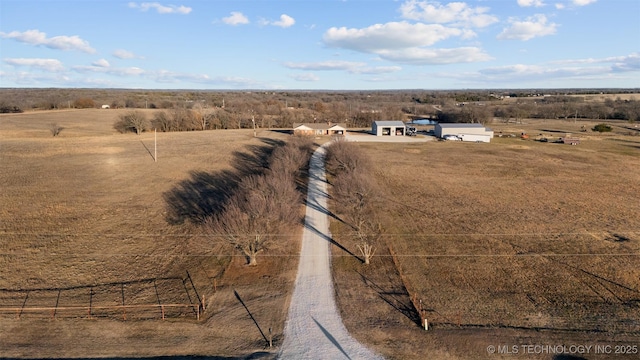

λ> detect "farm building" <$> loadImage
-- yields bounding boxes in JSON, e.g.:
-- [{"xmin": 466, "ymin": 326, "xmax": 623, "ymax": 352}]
[
  {"xmin": 372, "ymin": 121, "xmax": 406, "ymax": 136},
  {"xmin": 292, "ymin": 122, "xmax": 346, "ymax": 136},
  {"xmin": 435, "ymin": 123, "xmax": 494, "ymax": 143}
]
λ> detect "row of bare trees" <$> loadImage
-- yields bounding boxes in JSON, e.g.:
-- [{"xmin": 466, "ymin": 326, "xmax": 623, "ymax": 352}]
[
  {"xmin": 204, "ymin": 138, "xmax": 314, "ymax": 266},
  {"xmin": 325, "ymin": 140, "xmax": 382, "ymax": 265}
]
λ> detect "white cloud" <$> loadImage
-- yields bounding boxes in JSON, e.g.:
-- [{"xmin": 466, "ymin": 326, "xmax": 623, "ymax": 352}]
[
  {"xmin": 399, "ymin": 0, "xmax": 498, "ymax": 28},
  {"xmin": 73, "ymin": 64, "xmax": 145, "ymax": 76},
  {"xmin": 4, "ymin": 58, "xmax": 64, "ymax": 72},
  {"xmin": 612, "ymin": 53, "xmax": 640, "ymax": 72},
  {"xmin": 518, "ymin": 0, "xmax": 545, "ymax": 7},
  {"xmin": 223, "ymin": 11, "xmax": 249, "ymax": 25},
  {"xmin": 285, "ymin": 60, "xmax": 367, "ymax": 71},
  {"xmin": 284, "ymin": 60, "xmax": 402, "ymax": 74},
  {"xmin": 324, "ymin": 22, "xmax": 469, "ymax": 52},
  {"xmin": 113, "ymin": 49, "xmax": 143, "ymax": 59},
  {"xmin": 322, "ymin": 21, "xmax": 490, "ymax": 65},
  {"xmin": 92, "ymin": 59, "xmax": 110, "ymax": 67},
  {"xmin": 271, "ymin": 14, "xmax": 296, "ymax": 28},
  {"xmin": 0, "ymin": 29, "xmax": 96, "ymax": 53},
  {"xmin": 352, "ymin": 66, "xmax": 403, "ymax": 75},
  {"xmin": 291, "ymin": 73, "xmax": 320, "ymax": 82},
  {"xmin": 571, "ymin": 0, "xmax": 597, "ymax": 6},
  {"xmin": 497, "ymin": 14, "xmax": 557, "ymax": 41},
  {"xmin": 376, "ymin": 47, "xmax": 492, "ymax": 65},
  {"xmin": 128, "ymin": 2, "xmax": 192, "ymax": 14},
  {"xmin": 554, "ymin": 0, "xmax": 596, "ymax": 9}
]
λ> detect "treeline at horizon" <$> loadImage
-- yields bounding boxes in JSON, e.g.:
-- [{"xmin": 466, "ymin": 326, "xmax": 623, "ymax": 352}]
[{"xmin": 2, "ymin": 88, "xmax": 639, "ymax": 131}]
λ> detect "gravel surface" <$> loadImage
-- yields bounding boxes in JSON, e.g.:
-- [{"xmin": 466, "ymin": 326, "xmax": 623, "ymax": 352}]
[{"xmin": 279, "ymin": 144, "xmax": 384, "ymax": 360}]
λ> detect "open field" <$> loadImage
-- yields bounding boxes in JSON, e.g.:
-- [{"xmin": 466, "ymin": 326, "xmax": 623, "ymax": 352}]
[
  {"xmin": 0, "ymin": 109, "xmax": 299, "ymax": 358},
  {"xmin": 2, "ymin": 109, "xmax": 639, "ymax": 359},
  {"xmin": 331, "ymin": 119, "xmax": 640, "ymax": 359}
]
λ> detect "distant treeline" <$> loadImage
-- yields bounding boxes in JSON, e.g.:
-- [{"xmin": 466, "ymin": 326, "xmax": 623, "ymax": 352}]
[{"xmin": 2, "ymin": 88, "xmax": 639, "ymax": 129}]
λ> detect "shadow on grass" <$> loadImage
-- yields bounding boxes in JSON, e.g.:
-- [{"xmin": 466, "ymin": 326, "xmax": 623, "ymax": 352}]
[
  {"xmin": 163, "ymin": 138, "xmax": 285, "ymax": 225},
  {"xmin": 234, "ymin": 290, "xmax": 269, "ymax": 348},
  {"xmin": 356, "ymin": 270, "xmax": 422, "ymax": 327}
]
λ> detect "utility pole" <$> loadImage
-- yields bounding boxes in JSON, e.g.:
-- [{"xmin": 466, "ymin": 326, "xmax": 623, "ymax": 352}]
[
  {"xmin": 251, "ymin": 115, "xmax": 256, "ymax": 137},
  {"xmin": 154, "ymin": 128, "xmax": 157, "ymax": 162}
]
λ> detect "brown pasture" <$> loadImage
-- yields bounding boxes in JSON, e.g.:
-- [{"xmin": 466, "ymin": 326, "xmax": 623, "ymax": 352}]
[
  {"xmin": 0, "ymin": 109, "xmax": 298, "ymax": 358},
  {"xmin": 2, "ymin": 109, "xmax": 639, "ymax": 359},
  {"xmin": 330, "ymin": 119, "xmax": 640, "ymax": 359}
]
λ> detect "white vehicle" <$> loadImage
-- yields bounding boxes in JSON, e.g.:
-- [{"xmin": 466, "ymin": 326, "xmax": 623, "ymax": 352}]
[{"xmin": 443, "ymin": 135, "xmax": 461, "ymax": 141}]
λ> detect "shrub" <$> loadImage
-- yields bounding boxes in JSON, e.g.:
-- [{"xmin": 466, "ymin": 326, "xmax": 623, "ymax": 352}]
[
  {"xmin": 0, "ymin": 104, "xmax": 23, "ymax": 113},
  {"xmin": 73, "ymin": 98, "xmax": 95, "ymax": 108},
  {"xmin": 592, "ymin": 123, "xmax": 613, "ymax": 132},
  {"xmin": 49, "ymin": 123, "xmax": 63, "ymax": 137}
]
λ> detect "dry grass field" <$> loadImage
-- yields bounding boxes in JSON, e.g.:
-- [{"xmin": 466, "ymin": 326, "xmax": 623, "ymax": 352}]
[
  {"xmin": 331, "ymin": 119, "xmax": 640, "ymax": 359},
  {"xmin": 0, "ymin": 109, "xmax": 298, "ymax": 358},
  {"xmin": 2, "ymin": 108, "xmax": 639, "ymax": 359}
]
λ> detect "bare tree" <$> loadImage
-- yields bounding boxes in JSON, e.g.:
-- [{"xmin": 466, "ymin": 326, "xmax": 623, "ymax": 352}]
[
  {"xmin": 204, "ymin": 139, "xmax": 311, "ymax": 266},
  {"xmin": 207, "ymin": 194, "xmax": 273, "ymax": 266},
  {"xmin": 325, "ymin": 138, "xmax": 372, "ymax": 176},
  {"xmin": 114, "ymin": 111, "xmax": 149, "ymax": 135},
  {"xmin": 327, "ymin": 141, "xmax": 382, "ymax": 265},
  {"xmin": 49, "ymin": 123, "xmax": 63, "ymax": 137}
]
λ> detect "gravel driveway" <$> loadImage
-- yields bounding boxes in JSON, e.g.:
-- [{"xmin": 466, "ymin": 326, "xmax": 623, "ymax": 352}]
[{"xmin": 279, "ymin": 144, "xmax": 383, "ymax": 360}]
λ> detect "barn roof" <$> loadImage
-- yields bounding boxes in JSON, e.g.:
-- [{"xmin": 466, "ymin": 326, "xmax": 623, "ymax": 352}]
[
  {"xmin": 293, "ymin": 123, "xmax": 347, "ymax": 130},
  {"xmin": 373, "ymin": 121, "xmax": 406, "ymax": 127},
  {"xmin": 436, "ymin": 123, "xmax": 485, "ymax": 128}
]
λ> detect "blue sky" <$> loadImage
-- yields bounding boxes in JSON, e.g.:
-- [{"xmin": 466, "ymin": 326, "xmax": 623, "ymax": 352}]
[{"xmin": 1, "ymin": 0, "xmax": 638, "ymax": 90}]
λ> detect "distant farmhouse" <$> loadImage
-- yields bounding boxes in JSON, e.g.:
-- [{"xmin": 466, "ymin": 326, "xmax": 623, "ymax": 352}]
[
  {"xmin": 435, "ymin": 123, "xmax": 494, "ymax": 143},
  {"xmin": 293, "ymin": 122, "xmax": 346, "ymax": 136},
  {"xmin": 372, "ymin": 121, "xmax": 407, "ymax": 136}
]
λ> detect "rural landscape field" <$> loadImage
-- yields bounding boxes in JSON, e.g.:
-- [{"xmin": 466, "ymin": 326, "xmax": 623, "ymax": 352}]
[{"xmin": 1, "ymin": 89, "xmax": 639, "ymax": 359}]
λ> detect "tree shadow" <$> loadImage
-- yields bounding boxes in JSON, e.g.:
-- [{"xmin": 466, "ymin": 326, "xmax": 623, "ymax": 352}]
[
  {"xmin": 311, "ymin": 317, "xmax": 352, "ymax": 360},
  {"xmin": 304, "ymin": 221, "xmax": 363, "ymax": 263},
  {"xmin": 303, "ymin": 197, "xmax": 343, "ymax": 224},
  {"xmin": 356, "ymin": 270, "xmax": 422, "ymax": 326},
  {"xmin": 163, "ymin": 138, "xmax": 285, "ymax": 225}
]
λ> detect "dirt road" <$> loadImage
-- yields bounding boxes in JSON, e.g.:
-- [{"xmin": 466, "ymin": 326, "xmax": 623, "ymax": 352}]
[{"xmin": 279, "ymin": 144, "xmax": 383, "ymax": 359}]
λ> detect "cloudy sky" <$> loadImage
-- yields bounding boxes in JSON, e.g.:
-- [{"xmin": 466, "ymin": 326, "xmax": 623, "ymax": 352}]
[{"xmin": 1, "ymin": 0, "xmax": 638, "ymax": 89}]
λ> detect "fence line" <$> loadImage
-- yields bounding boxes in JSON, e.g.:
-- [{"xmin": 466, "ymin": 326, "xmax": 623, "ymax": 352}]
[
  {"xmin": 0, "ymin": 271, "xmax": 209, "ymax": 321},
  {"xmin": 388, "ymin": 244, "xmax": 425, "ymax": 329},
  {"xmin": 0, "ymin": 302, "xmax": 203, "ymax": 321}
]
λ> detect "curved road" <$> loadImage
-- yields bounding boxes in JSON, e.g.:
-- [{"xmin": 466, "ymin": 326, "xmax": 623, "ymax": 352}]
[{"xmin": 279, "ymin": 144, "xmax": 383, "ymax": 360}]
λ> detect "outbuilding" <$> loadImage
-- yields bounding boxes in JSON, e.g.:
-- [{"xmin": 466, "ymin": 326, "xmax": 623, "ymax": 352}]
[
  {"xmin": 372, "ymin": 121, "xmax": 406, "ymax": 136},
  {"xmin": 435, "ymin": 123, "xmax": 494, "ymax": 143},
  {"xmin": 293, "ymin": 122, "xmax": 346, "ymax": 136}
]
